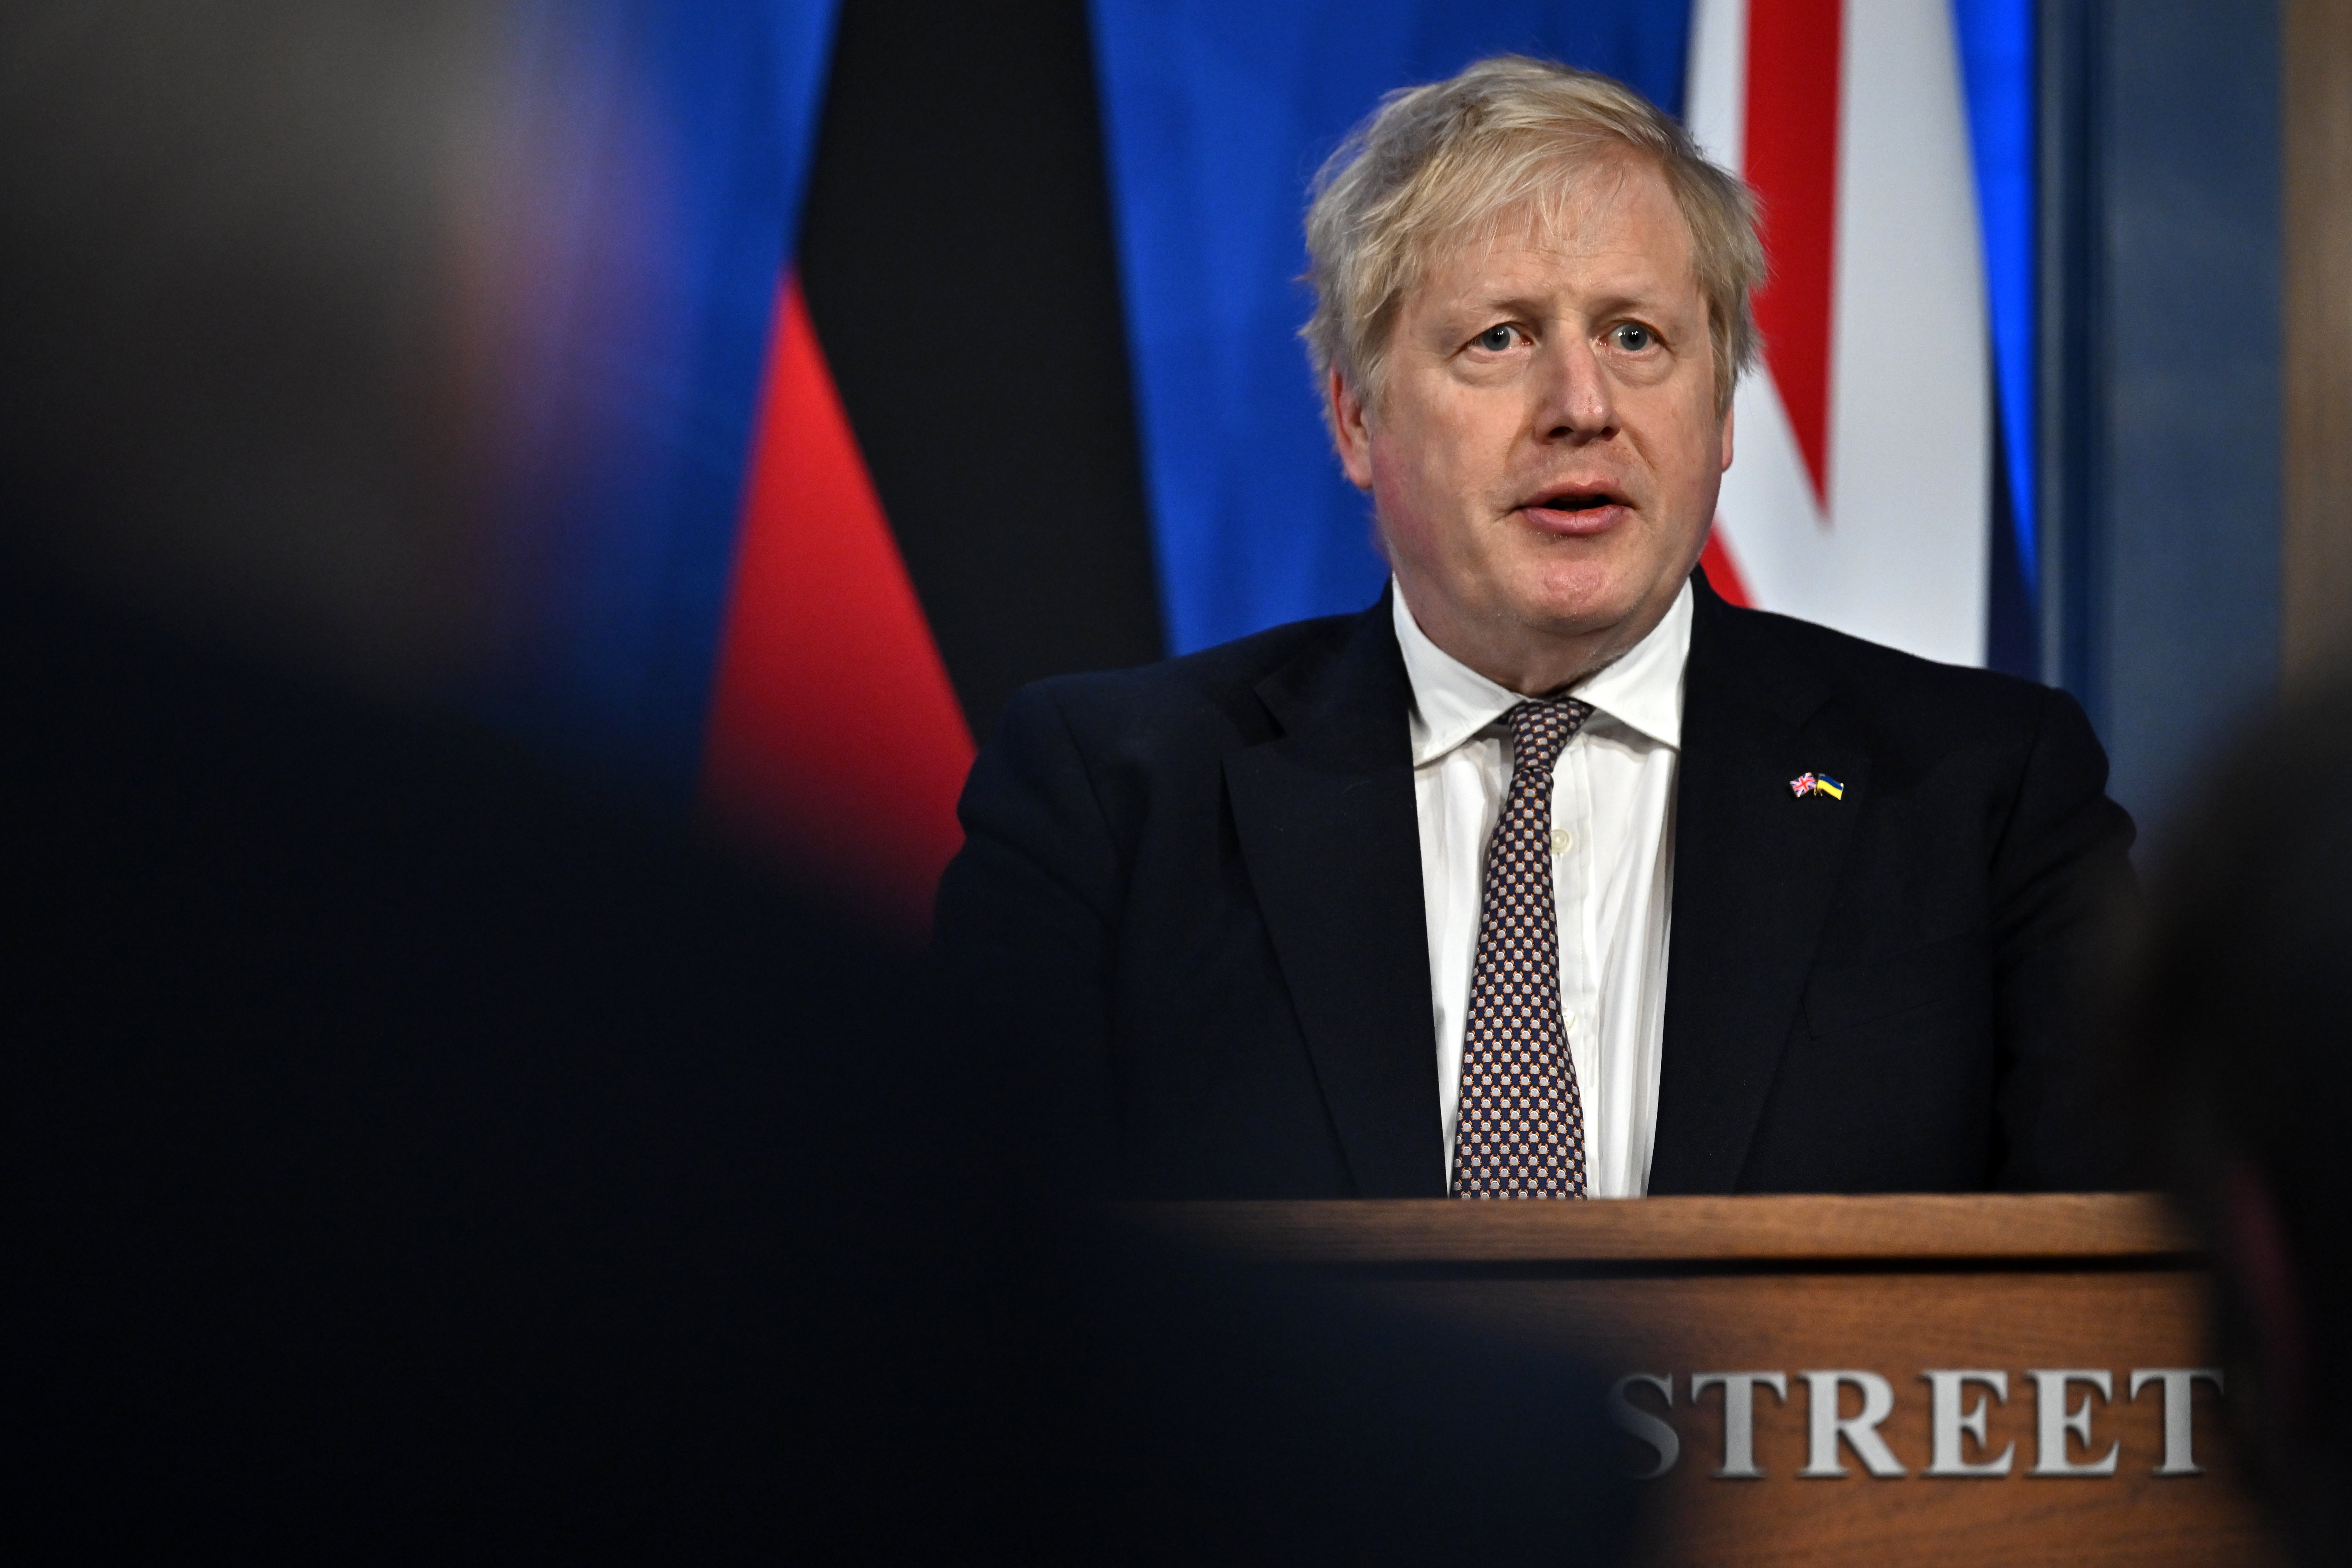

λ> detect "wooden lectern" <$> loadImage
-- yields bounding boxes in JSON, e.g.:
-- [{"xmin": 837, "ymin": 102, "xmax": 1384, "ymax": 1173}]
[{"xmin": 1148, "ymin": 1195, "xmax": 2284, "ymax": 1566}]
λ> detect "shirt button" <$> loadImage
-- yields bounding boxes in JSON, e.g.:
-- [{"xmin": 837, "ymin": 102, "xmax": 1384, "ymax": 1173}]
[
  {"xmin": 1562, "ymin": 1011, "xmax": 1577, "ymax": 1032},
  {"xmin": 1550, "ymin": 828, "xmax": 1572, "ymax": 856}
]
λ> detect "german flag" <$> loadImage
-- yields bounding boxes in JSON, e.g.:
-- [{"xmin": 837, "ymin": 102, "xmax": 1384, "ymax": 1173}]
[{"xmin": 702, "ymin": 0, "xmax": 1164, "ymax": 936}]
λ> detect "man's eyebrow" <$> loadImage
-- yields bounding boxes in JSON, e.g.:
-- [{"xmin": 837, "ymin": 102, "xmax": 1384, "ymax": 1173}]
[
  {"xmin": 1583, "ymin": 286, "xmax": 1684, "ymax": 321},
  {"xmin": 1439, "ymin": 280, "xmax": 1687, "ymax": 328},
  {"xmin": 1450, "ymin": 290, "xmax": 1553, "ymax": 323}
]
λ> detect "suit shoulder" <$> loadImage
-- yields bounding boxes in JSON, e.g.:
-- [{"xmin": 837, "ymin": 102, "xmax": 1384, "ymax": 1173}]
[
  {"xmin": 1720, "ymin": 600, "xmax": 2062, "ymax": 728},
  {"xmin": 994, "ymin": 610, "xmax": 1361, "ymax": 752}
]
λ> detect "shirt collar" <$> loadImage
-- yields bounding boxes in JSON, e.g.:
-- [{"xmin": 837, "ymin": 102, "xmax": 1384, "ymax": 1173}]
[{"xmin": 1392, "ymin": 576, "xmax": 1690, "ymax": 766}]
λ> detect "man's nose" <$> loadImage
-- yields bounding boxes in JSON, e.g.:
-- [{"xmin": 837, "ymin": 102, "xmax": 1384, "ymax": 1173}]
[{"xmin": 1536, "ymin": 334, "xmax": 1617, "ymax": 441}]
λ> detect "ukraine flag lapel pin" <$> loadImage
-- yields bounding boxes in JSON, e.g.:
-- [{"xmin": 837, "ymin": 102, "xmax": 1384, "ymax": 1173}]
[{"xmin": 1788, "ymin": 772, "xmax": 1846, "ymax": 801}]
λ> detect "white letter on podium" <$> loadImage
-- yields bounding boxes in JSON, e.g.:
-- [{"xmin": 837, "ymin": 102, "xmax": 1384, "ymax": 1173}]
[
  {"xmin": 2129, "ymin": 1369, "xmax": 2224, "ymax": 1475},
  {"xmin": 1691, "ymin": 1372, "xmax": 1789, "ymax": 1478},
  {"xmin": 1800, "ymin": 1371, "xmax": 1906, "ymax": 1477},
  {"xmin": 1922, "ymin": 1370, "xmax": 2014, "ymax": 1475},
  {"xmin": 1610, "ymin": 1374, "xmax": 1680, "ymax": 1480},
  {"xmin": 2030, "ymin": 1369, "xmax": 2120, "ymax": 1475}
]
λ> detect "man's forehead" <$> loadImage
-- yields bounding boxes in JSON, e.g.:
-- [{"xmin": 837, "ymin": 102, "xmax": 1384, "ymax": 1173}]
[{"xmin": 1413, "ymin": 160, "xmax": 1697, "ymax": 309}]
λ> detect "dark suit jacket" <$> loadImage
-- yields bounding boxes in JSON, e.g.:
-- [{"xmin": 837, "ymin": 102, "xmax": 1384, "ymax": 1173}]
[{"xmin": 934, "ymin": 572, "xmax": 2135, "ymax": 1198}]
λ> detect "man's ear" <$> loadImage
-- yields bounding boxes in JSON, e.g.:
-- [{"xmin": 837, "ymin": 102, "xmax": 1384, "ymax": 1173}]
[
  {"xmin": 1328, "ymin": 368, "xmax": 1375, "ymax": 492},
  {"xmin": 1719, "ymin": 397, "xmax": 1736, "ymax": 473}
]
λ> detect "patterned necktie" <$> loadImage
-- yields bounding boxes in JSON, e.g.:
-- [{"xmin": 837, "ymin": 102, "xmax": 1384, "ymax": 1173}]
[{"xmin": 1451, "ymin": 696, "xmax": 1593, "ymax": 1200}]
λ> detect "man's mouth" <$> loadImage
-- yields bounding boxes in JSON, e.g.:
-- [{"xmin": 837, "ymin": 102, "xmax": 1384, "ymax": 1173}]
[{"xmin": 1519, "ymin": 488, "xmax": 1630, "ymax": 532}]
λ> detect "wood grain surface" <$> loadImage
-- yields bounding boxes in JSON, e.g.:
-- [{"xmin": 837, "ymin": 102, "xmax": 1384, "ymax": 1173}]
[
  {"xmin": 1138, "ymin": 1192, "xmax": 2199, "ymax": 1263},
  {"xmin": 1137, "ymin": 1197, "xmax": 2282, "ymax": 1566}
]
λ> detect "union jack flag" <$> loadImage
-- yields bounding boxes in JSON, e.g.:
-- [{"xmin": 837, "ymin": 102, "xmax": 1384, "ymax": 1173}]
[{"xmin": 1790, "ymin": 773, "xmax": 1818, "ymax": 798}]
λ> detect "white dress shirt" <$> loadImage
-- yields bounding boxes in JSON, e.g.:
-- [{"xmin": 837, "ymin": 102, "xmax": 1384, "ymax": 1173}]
[{"xmin": 1392, "ymin": 579, "xmax": 1689, "ymax": 1198}]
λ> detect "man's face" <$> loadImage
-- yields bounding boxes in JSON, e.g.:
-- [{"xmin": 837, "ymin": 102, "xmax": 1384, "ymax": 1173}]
[{"xmin": 1330, "ymin": 156, "xmax": 1731, "ymax": 691}]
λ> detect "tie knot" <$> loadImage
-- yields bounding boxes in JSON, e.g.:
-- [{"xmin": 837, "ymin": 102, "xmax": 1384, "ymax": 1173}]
[{"xmin": 1505, "ymin": 697, "xmax": 1592, "ymax": 774}]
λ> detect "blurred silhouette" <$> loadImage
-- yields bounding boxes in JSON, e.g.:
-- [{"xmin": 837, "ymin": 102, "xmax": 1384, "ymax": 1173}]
[
  {"xmin": 0, "ymin": 3, "xmax": 962, "ymax": 1554},
  {"xmin": 2121, "ymin": 674, "xmax": 2352, "ymax": 1565},
  {"xmin": 1, "ymin": 2, "xmax": 1631, "ymax": 1560}
]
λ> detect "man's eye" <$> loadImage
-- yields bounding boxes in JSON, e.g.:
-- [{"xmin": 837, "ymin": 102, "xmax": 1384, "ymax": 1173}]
[
  {"xmin": 1474, "ymin": 324, "xmax": 1518, "ymax": 352},
  {"xmin": 1611, "ymin": 322, "xmax": 1656, "ymax": 352}
]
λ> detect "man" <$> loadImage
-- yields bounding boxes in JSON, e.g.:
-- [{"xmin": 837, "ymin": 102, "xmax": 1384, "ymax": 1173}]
[{"xmin": 934, "ymin": 57, "xmax": 2132, "ymax": 1199}]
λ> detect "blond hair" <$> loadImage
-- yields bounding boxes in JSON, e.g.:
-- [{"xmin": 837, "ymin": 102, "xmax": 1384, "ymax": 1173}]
[{"xmin": 1302, "ymin": 55, "xmax": 1762, "ymax": 417}]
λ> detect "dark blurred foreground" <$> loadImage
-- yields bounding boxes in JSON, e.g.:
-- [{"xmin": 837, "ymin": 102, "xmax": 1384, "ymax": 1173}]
[
  {"xmin": 2, "ymin": 563, "xmax": 942, "ymax": 1555},
  {"xmin": 0, "ymin": 2, "xmax": 1630, "ymax": 1558},
  {"xmin": 2123, "ymin": 672, "xmax": 2352, "ymax": 1567},
  {"xmin": 1, "ymin": 561, "xmax": 1632, "ymax": 1559}
]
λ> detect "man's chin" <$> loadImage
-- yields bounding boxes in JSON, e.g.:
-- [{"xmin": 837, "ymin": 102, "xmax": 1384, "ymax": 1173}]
[{"xmin": 1507, "ymin": 576, "xmax": 1654, "ymax": 639}]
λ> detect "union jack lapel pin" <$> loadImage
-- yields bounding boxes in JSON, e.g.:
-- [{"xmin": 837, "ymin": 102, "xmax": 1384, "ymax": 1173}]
[{"xmin": 1789, "ymin": 772, "xmax": 1845, "ymax": 800}]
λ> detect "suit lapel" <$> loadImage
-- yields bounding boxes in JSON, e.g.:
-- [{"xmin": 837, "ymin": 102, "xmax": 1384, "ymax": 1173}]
[
  {"xmin": 1649, "ymin": 583, "xmax": 1869, "ymax": 1193},
  {"xmin": 1224, "ymin": 595, "xmax": 1445, "ymax": 1197}
]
